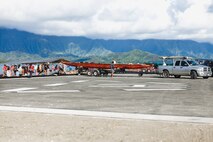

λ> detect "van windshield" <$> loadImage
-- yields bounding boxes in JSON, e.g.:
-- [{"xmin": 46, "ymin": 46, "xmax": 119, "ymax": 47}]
[{"xmin": 187, "ymin": 60, "xmax": 198, "ymax": 66}]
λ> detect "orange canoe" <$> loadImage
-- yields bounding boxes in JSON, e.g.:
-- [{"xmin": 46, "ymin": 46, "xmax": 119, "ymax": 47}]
[{"xmin": 62, "ymin": 62, "xmax": 153, "ymax": 69}]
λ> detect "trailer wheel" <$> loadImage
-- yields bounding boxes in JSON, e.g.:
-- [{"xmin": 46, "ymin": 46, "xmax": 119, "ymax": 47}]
[
  {"xmin": 174, "ymin": 75, "xmax": 181, "ymax": 78},
  {"xmin": 162, "ymin": 70, "xmax": 169, "ymax": 78},
  {"xmin": 93, "ymin": 70, "xmax": 100, "ymax": 76},
  {"xmin": 103, "ymin": 71, "xmax": 108, "ymax": 77},
  {"xmin": 138, "ymin": 73, "xmax": 143, "ymax": 77},
  {"xmin": 190, "ymin": 71, "xmax": 197, "ymax": 79},
  {"xmin": 78, "ymin": 69, "xmax": 82, "ymax": 75},
  {"xmin": 87, "ymin": 71, "xmax": 92, "ymax": 76}
]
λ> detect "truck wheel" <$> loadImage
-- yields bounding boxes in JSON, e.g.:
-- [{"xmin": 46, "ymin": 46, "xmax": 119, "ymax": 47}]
[
  {"xmin": 93, "ymin": 70, "xmax": 100, "ymax": 76},
  {"xmin": 203, "ymin": 77, "xmax": 209, "ymax": 79},
  {"xmin": 174, "ymin": 75, "xmax": 181, "ymax": 78},
  {"xmin": 190, "ymin": 71, "xmax": 197, "ymax": 79},
  {"xmin": 162, "ymin": 70, "xmax": 169, "ymax": 78}
]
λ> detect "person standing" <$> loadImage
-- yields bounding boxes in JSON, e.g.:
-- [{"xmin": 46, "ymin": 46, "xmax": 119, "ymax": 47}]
[
  {"xmin": 110, "ymin": 60, "xmax": 116, "ymax": 77},
  {"xmin": 6, "ymin": 66, "xmax": 11, "ymax": 77},
  {"xmin": 34, "ymin": 64, "xmax": 38, "ymax": 75},
  {"xmin": 10, "ymin": 65, "xmax": 15, "ymax": 77},
  {"xmin": 29, "ymin": 64, "xmax": 34, "ymax": 77},
  {"xmin": 38, "ymin": 64, "xmax": 43, "ymax": 75},
  {"xmin": 18, "ymin": 65, "xmax": 22, "ymax": 77},
  {"xmin": 44, "ymin": 64, "xmax": 48, "ymax": 75},
  {"xmin": 14, "ymin": 65, "xmax": 18, "ymax": 76},
  {"xmin": 2, "ymin": 64, "xmax": 7, "ymax": 77}
]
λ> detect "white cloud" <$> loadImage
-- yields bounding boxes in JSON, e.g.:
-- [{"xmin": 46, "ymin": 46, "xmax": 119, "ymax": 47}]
[{"xmin": 0, "ymin": 0, "xmax": 213, "ymax": 42}]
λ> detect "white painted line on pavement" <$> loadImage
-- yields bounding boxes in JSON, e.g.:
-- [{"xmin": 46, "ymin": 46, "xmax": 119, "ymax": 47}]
[
  {"xmin": 132, "ymin": 77, "xmax": 162, "ymax": 80},
  {"xmin": 90, "ymin": 85, "xmax": 129, "ymax": 88},
  {"xmin": 132, "ymin": 85, "xmax": 146, "ymax": 87},
  {"xmin": 124, "ymin": 88, "xmax": 186, "ymax": 91},
  {"xmin": 2, "ymin": 88, "xmax": 36, "ymax": 93},
  {"xmin": 44, "ymin": 83, "xmax": 68, "ymax": 87},
  {"xmin": 17, "ymin": 90, "xmax": 80, "ymax": 93},
  {"xmin": 0, "ymin": 106, "xmax": 212, "ymax": 124},
  {"xmin": 95, "ymin": 80, "xmax": 121, "ymax": 83},
  {"xmin": 90, "ymin": 84, "xmax": 130, "ymax": 88},
  {"xmin": 90, "ymin": 84, "xmax": 146, "ymax": 88},
  {"xmin": 72, "ymin": 80, "xmax": 89, "ymax": 83},
  {"xmin": 0, "ymin": 78, "xmax": 29, "ymax": 81},
  {"xmin": 148, "ymin": 82, "xmax": 184, "ymax": 85},
  {"xmin": 98, "ymin": 84, "xmax": 127, "ymax": 86}
]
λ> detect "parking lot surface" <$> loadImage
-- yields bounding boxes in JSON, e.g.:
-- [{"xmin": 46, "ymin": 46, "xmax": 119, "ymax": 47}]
[
  {"xmin": 0, "ymin": 74, "xmax": 213, "ymax": 142},
  {"xmin": 0, "ymin": 74, "xmax": 212, "ymax": 117}
]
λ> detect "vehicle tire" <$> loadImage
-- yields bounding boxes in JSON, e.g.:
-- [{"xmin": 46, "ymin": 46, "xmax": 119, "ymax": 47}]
[
  {"xmin": 162, "ymin": 70, "xmax": 170, "ymax": 78},
  {"xmin": 138, "ymin": 73, "xmax": 143, "ymax": 77},
  {"xmin": 190, "ymin": 71, "xmax": 197, "ymax": 79},
  {"xmin": 78, "ymin": 68, "xmax": 83, "ymax": 75},
  {"xmin": 174, "ymin": 75, "xmax": 181, "ymax": 78},
  {"xmin": 93, "ymin": 70, "xmax": 100, "ymax": 76},
  {"xmin": 203, "ymin": 77, "xmax": 209, "ymax": 79},
  {"xmin": 87, "ymin": 71, "xmax": 92, "ymax": 76},
  {"xmin": 103, "ymin": 71, "xmax": 108, "ymax": 77},
  {"xmin": 103, "ymin": 73, "xmax": 108, "ymax": 77}
]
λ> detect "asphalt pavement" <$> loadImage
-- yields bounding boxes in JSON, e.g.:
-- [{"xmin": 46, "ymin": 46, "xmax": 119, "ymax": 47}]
[{"xmin": 0, "ymin": 74, "xmax": 212, "ymax": 118}]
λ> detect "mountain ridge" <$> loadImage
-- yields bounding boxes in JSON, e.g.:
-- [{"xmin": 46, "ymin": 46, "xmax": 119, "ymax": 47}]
[{"xmin": 0, "ymin": 28, "xmax": 213, "ymax": 60}]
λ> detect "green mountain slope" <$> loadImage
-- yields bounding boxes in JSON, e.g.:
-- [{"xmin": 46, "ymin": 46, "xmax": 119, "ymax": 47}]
[
  {"xmin": 0, "ymin": 49, "xmax": 159, "ymax": 64},
  {"xmin": 0, "ymin": 52, "xmax": 43, "ymax": 63},
  {"xmin": 1, "ymin": 28, "xmax": 213, "ymax": 59},
  {"xmin": 83, "ymin": 50, "xmax": 159, "ymax": 63}
]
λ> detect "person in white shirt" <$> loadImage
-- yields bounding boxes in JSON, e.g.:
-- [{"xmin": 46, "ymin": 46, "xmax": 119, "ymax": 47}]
[{"xmin": 18, "ymin": 65, "xmax": 23, "ymax": 76}]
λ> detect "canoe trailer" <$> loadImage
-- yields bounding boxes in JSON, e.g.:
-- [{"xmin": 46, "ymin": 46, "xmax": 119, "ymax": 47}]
[{"xmin": 62, "ymin": 61, "xmax": 154, "ymax": 77}]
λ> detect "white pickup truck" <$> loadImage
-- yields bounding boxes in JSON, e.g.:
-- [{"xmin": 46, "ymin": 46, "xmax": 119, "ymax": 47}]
[{"xmin": 158, "ymin": 56, "xmax": 212, "ymax": 79}]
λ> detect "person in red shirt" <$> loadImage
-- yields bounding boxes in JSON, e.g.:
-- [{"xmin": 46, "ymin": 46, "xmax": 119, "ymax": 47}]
[
  {"xmin": 29, "ymin": 64, "xmax": 34, "ymax": 77},
  {"xmin": 2, "ymin": 64, "xmax": 7, "ymax": 77}
]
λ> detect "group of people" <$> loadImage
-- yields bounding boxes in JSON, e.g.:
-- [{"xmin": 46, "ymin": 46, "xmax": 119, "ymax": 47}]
[{"xmin": 1, "ymin": 63, "xmax": 66, "ymax": 78}]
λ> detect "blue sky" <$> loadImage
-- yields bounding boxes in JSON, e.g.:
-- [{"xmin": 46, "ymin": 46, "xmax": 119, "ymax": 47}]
[{"xmin": 0, "ymin": 0, "xmax": 213, "ymax": 42}]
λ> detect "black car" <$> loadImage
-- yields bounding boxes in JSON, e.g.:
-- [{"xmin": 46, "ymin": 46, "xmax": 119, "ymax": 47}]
[{"xmin": 196, "ymin": 59, "xmax": 213, "ymax": 76}]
